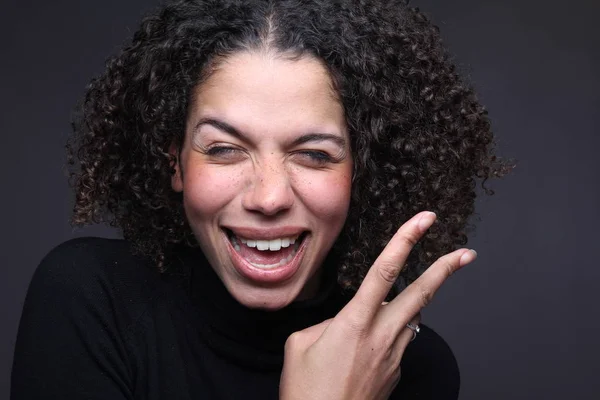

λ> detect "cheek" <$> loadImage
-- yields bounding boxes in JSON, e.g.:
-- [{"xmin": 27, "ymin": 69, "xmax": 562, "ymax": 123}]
[
  {"xmin": 292, "ymin": 168, "xmax": 353, "ymax": 222},
  {"xmin": 182, "ymin": 164, "xmax": 245, "ymax": 219}
]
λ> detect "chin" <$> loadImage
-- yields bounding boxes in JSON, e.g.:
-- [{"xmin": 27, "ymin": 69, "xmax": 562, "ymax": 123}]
[{"xmin": 225, "ymin": 281, "xmax": 302, "ymax": 311}]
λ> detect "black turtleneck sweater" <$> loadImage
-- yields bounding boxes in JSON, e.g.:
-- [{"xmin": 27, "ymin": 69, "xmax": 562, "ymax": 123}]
[{"xmin": 11, "ymin": 237, "xmax": 460, "ymax": 399}]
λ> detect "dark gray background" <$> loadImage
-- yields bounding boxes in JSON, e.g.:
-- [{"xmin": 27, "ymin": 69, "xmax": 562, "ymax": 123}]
[{"xmin": 2, "ymin": 0, "xmax": 598, "ymax": 399}]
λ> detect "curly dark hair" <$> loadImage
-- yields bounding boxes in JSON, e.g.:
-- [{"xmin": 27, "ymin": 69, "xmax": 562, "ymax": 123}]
[{"xmin": 67, "ymin": 0, "xmax": 513, "ymax": 298}]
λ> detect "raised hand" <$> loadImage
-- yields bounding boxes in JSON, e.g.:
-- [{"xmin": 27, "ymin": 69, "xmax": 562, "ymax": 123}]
[{"xmin": 280, "ymin": 211, "xmax": 477, "ymax": 400}]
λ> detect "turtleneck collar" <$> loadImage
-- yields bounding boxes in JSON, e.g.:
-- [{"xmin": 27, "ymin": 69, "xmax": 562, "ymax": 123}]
[{"xmin": 176, "ymin": 245, "xmax": 349, "ymax": 371}]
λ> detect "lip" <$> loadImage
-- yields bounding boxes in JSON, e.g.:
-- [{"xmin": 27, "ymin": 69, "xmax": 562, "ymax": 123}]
[
  {"xmin": 222, "ymin": 229, "xmax": 309, "ymax": 284},
  {"xmin": 223, "ymin": 226, "xmax": 308, "ymax": 240}
]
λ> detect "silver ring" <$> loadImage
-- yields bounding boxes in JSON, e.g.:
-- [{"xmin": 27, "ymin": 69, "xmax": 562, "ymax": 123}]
[{"xmin": 406, "ymin": 323, "xmax": 420, "ymax": 341}]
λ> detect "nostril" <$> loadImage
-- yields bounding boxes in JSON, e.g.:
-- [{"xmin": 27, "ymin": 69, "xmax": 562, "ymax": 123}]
[{"xmin": 242, "ymin": 180, "xmax": 295, "ymax": 215}]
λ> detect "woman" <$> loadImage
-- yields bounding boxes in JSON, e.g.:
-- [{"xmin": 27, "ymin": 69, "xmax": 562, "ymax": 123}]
[{"xmin": 11, "ymin": 0, "xmax": 511, "ymax": 399}]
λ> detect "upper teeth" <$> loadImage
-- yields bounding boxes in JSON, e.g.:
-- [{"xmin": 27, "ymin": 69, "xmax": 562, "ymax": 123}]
[{"xmin": 239, "ymin": 236, "xmax": 298, "ymax": 251}]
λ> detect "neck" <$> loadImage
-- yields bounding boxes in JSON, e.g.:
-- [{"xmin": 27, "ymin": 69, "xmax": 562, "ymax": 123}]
[{"xmin": 177, "ymin": 245, "xmax": 348, "ymax": 370}]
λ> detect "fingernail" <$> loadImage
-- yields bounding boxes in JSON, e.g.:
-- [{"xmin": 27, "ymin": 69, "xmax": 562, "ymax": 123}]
[
  {"xmin": 418, "ymin": 212, "xmax": 437, "ymax": 231},
  {"xmin": 460, "ymin": 249, "xmax": 478, "ymax": 266}
]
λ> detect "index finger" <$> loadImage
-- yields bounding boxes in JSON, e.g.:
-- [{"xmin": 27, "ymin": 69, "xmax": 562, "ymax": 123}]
[
  {"xmin": 345, "ymin": 211, "xmax": 437, "ymax": 319},
  {"xmin": 385, "ymin": 247, "xmax": 477, "ymax": 322}
]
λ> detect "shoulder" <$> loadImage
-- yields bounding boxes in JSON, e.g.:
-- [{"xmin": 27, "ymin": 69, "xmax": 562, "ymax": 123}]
[
  {"xmin": 394, "ymin": 324, "xmax": 460, "ymax": 399},
  {"xmin": 26, "ymin": 237, "xmax": 182, "ymax": 327},
  {"xmin": 33, "ymin": 237, "xmax": 152, "ymax": 292},
  {"xmin": 13, "ymin": 237, "xmax": 180, "ymax": 398},
  {"xmin": 37, "ymin": 236, "xmax": 146, "ymax": 275}
]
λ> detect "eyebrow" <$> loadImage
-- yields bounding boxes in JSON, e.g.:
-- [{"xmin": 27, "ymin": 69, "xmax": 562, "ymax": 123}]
[{"xmin": 192, "ymin": 117, "xmax": 347, "ymax": 148}]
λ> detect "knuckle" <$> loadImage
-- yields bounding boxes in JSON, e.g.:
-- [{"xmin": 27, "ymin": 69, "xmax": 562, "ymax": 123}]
[
  {"xmin": 420, "ymin": 288, "xmax": 433, "ymax": 308},
  {"xmin": 414, "ymin": 281, "xmax": 434, "ymax": 308},
  {"xmin": 342, "ymin": 314, "xmax": 370, "ymax": 337},
  {"xmin": 377, "ymin": 261, "xmax": 401, "ymax": 284},
  {"xmin": 284, "ymin": 332, "xmax": 301, "ymax": 351},
  {"xmin": 376, "ymin": 328, "xmax": 396, "ymax": 350}
]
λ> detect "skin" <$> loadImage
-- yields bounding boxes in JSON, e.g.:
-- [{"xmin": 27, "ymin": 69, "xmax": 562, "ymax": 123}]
[
  {"xmin": 171, "ymin": 50, "xmax": 478, "ymax": 398},
  {"xmin": 280, "ymin": 212, "xmax": 477, "ymax": 399},
  {"xmin": 171, "ymin": 51, "xmax": 353, "ymax": 310}
]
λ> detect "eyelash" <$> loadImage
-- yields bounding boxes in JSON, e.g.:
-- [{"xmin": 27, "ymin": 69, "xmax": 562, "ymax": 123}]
[
  {"xmin": 205, "ymin": 146, "xmax": 239, "ymax": 156},
  {"xmin": 204, "ymin": 146, "xmax": 335, "ymax": 166},
  {"xmin": 296, "ymin": 150, "xmax": 335, "ymax": 165}
]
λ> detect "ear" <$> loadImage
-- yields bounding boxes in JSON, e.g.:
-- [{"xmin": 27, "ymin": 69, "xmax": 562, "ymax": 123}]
[{"xmin": 169, "ymin": 141, "xmax": 183, "ymax": 193}]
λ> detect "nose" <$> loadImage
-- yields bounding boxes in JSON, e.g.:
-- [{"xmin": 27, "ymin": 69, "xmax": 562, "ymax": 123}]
[{"xmin": 242, "ymin": 160, "xmax": 294, "ymax": 216}]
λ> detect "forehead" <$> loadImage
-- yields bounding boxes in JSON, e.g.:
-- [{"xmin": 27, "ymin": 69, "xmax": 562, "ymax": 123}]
[{"xmin": 188, "ymin": 51, "xmax": 345, "ymax": 135}]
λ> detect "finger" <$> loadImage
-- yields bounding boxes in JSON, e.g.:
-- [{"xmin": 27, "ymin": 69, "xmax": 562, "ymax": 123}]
[
  {"xmin": 387, "ymin": 248, "xmax": 477, "ymax": 329},
  {"xmin": 345, "ymin": 211, "xmax": 437, "ymax": 320},
  {"xmin": 286, "ymin": 317, "xmax": 334, "ymax": 351},
  {"xmin": 392, "ymin": 313, "xmax": 422, "ymax": 356},
  {"xmin": 302, "ymin": 317, "xmax": 333, "ymax": 344}
]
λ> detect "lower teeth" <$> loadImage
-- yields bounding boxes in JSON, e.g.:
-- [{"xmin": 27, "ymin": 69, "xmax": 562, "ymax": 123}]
[{"xmin": 230, "ymin": 235, "xmax": 300, "ymax": 269}]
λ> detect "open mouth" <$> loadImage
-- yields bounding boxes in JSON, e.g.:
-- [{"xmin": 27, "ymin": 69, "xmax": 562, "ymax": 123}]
[{"xmin": 224, "ymin": 229, "xmax": 308, "ymax": 269}]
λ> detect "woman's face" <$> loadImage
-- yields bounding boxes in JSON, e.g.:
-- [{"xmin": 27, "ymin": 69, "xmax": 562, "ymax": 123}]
[{"xmin": 171, "ymin": 51, "xmax": 353, "ymax": 310}]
